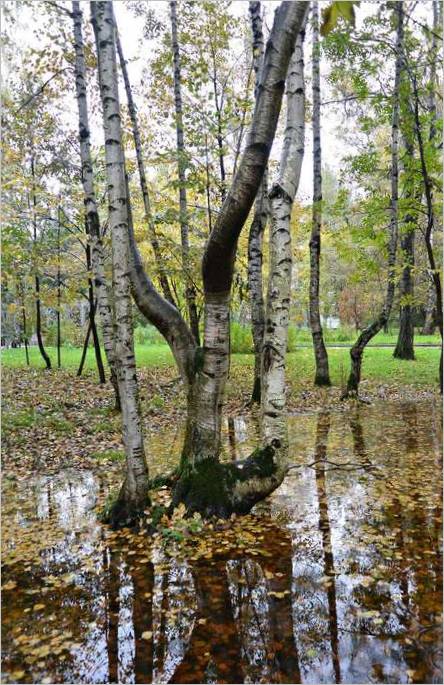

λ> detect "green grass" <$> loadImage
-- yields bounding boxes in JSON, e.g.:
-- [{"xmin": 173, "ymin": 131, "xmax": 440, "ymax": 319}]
[
  {"xmin": 1, "ymin": 344, "xmax": 173, "ymax": 371},
  {"xmin": 2, "ymin": 343, "xmax": 440, "ymax": 388},
  {"xmin": 292, "ymin": 327, "xmax": 441, "ymax": 346},
  {"xmin": 2, "ymin": 406, "xmax": 74, "ymax": 435},
  {"xmin": 91, "ymin": 448, "xmax": 125, "ymax": 463}
]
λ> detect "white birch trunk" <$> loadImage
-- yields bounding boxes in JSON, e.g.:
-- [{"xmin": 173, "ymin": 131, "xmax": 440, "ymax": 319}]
[
  {"xmin": 71, "ymin": 0, "xmax": 120, "ymax": 408},
  {"xmin": 248, "ymin": 0, "xmax": 267, "ymax": 404},
  {"xmin": 262, "ymin": 27, "xmax": 306, "ymax": 451},
  {"xmin": 91, "ymin": 0, "xmax": 149, "ymax": 523}
]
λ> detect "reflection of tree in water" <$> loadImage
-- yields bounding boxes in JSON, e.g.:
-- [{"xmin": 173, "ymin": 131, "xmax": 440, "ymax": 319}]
[
  {"xmin": 164, "ymin": 528, "xmax": 299, "ymax": 683},
  {"xmin": 169, "ymin": 557, "xmax": 244, "ymax": 684},
  {"xmin": 227, "ymin": 544, "xmax": 301, "ymax": 683},
  {"xmin": 347, "ymin": 402, "xmax": 442, "ymax": 683},
  {"xmin": 313, "ymin": 411, "xmax": 341, "ymax": 684},
  {"xmin": 151, "ymin": 558, "xmax": 196, "ymax": 683}
]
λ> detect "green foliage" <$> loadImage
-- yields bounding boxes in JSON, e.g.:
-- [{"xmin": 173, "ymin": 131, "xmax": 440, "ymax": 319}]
[{"xmin": 133, "ymin": 324, "xmax": 166, "ymax": 346}]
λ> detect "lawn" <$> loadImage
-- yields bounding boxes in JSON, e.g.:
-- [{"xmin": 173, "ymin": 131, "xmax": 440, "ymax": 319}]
[{"xmin": 2, "ymin": 343, "xmax": 441, "ymax": 388}]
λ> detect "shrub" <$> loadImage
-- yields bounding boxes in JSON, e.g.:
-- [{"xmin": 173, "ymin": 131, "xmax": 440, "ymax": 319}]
[{"xmin": 134, "ymin": 325, "xmax": 166, "ymax": 346}]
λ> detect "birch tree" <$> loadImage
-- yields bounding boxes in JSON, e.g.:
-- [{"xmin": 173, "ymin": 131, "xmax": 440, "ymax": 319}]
[
  {"xmin": 121, "ymin": 1, "xmax": 308, "ymax": 520},
  {"xmin": 343, "ymin": 1, "xmax": 404, "ymax": 398},
  {"xmin": 247, "ymin": 0, "xmax": 267, "ymax": 404},
  {"xmin": 91, "ymin": 0, "xmax": 150, "ymax": 526},
  {"xmin": 309, "ymin": 0, "xmax": 330, "ymax": 386},
  {"xmin": 261, "ymin": 24, "xmax": 306, "ymax": 457},
  {"xmin": 71, "ymin": 0, "xmax": 120, "ymax": 408}
]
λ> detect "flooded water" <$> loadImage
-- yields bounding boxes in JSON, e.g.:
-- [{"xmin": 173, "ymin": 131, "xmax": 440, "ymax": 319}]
[{"xmin": 2, "ymin": 400, "xmax": 442, "ymax": 684}]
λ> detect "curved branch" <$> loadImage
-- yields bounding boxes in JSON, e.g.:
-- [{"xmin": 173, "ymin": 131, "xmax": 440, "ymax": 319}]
[{"xmin": 202, "ymin": 1, "xmax": 309, "ymax": 295}]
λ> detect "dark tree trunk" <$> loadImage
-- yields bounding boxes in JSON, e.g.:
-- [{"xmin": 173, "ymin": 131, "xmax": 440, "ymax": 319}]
[
  {"xmin": 394, "ymin": 223, "xmax": 415, "ymax": 359},
  {"xmin": 90, "ymin": 290, "xmax": 105, "ymax": 384},
  {"xmin": 394, "ymin": 123, "xmax": 418, "ymax": 360},
  {"xmin": 56, "ymin": 205, "xmax": 62, "ymax": 368},
  {"xmin": 410, "ymin": 64, "xmax": 443, "ymax": 391},
  {"xmin": 19, "ymin": 281, "xmax": 30, "ymax": 366},
  {"xmin": 309, "ymin": 0, "xmax": 330, "ymax": 386},
  {"xmin": 204, "ymin": 134, "xmax": 213, "ymax": 234},
  {"xmin": 86, "ymin": 242, "xmax": 106, "ymax": 383},
  {"xmin": 77, "ymin": 317, "xmax": 92, "ymax": 378},
  {"xmin": 409, "ymin": 0, "xmax": 443, "ymax": 389},
  {"xmin": 30, "ymin": 155, "xmax": 51, "ymax": 371},
  {"xmin": 56, "ymin": 304, "xmax": 61, "ymax": 368},
  {"xmin": 210, "ymin": 46, "xmax": 227, "ymax": 203},
  {"xmin": 35, "ymin": 275, "xmax": 51, "ymax": 370},
  {"xmin": 72, "ymin": 0, "xmax": 120, "ymax": 408}
]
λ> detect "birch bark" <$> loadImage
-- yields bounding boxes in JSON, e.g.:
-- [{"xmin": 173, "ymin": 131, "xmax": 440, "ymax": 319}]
[
  {"xmin": 261, "ymin": 26, "xmax": 306, "ymax": 452},
  {"xmin": 173, "ymin": 3, "xmax": 309, "ymax": 517},
  {"xmin": 72, "ymin": 0, "xmax": 120, "ymax": 407},
  {"xmin": 247, "ymin": 0, "xmax": 267, "ymax": 404},
  {"xmin": 90, "ymin": 2, "xmax": 308, "ymax": 518},
  {"xmin": 309, "ymin": 0, "xmax": 330, "ymax": 386},
  {"xmin": 91, "ymin": 0, "xmax": 150, "ymax": 525}
]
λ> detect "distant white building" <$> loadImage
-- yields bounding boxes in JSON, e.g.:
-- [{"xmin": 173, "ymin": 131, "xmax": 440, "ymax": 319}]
[{"xmin": 321, "ymin": 315, "xmax": 340, "ymax": 329}]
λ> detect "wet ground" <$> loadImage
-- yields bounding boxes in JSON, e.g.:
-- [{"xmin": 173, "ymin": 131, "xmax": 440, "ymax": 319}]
[{"xmin": 2, "ymin": 400, "xmax": 442, "ymax": 684}]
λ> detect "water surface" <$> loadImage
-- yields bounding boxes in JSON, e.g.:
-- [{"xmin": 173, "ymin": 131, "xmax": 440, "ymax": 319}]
[{"xmin": 2, "ymin": 400, "xmax": 442, "ymax": 683}]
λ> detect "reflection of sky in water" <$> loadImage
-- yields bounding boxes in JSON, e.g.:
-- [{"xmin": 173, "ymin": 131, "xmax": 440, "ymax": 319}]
[{"xmin": 2, "ymin": 400, "xmax": 442, "ymax": 684}]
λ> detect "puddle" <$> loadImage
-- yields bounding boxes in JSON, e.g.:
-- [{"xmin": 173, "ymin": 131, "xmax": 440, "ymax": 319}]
[{"xmin": 2, "ymin": 400, "xmax": 442, "ymax": 683}]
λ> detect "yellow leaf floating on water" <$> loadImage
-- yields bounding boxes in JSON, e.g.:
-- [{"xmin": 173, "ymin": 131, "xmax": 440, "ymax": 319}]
[
  {"xmin": 141, "ymin": 631, "xmax": 153, "ymax": 640},
  {"xmin": 2, "ymin": 580, "xmax": 17, "ymax": 590}
]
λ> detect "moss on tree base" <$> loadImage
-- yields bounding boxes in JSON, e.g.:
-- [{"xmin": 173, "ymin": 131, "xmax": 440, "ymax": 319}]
[{"xmin": 171, "ymin": 444, "xmax": 283, "ymax": 519}]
